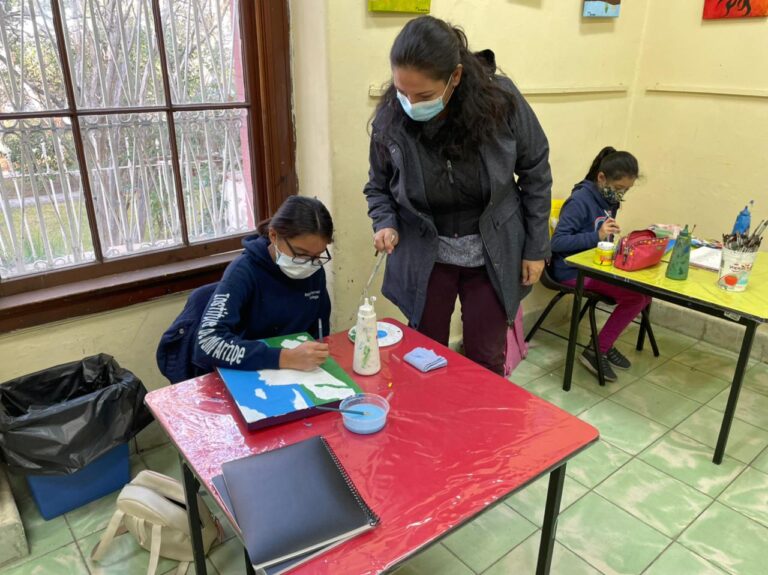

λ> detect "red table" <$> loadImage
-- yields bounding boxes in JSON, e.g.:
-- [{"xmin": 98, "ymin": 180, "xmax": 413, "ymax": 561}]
[{"xmin": 145, "ymin": 320, "xmax": 598, "ymax": 575}]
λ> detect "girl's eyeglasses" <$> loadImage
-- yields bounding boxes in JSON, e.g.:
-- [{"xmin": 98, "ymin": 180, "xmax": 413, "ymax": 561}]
[{"xmin": 283, "ymin": 237, "xmax": 332, "ymax": 267}]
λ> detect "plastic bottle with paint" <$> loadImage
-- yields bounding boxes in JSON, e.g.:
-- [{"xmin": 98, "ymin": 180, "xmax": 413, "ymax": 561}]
[
  {"xmin": 352, "ymin": 297, "xmax": 381, "ymax": 375},
  {"xmin": 731, "ymin": 202, "xmax": 752, "ymax": 235},
  {"xmin": 666, "ymin": 224, "xmax": 692, "ymax": 281}
]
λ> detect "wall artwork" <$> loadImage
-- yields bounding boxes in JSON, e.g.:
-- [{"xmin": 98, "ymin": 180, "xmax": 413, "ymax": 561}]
[
  {"xmin": 583, "ymin": 0, "xmax": 621, "ymax": 18},
  {"xmin": 703, "ymin": 0, "xmax": 768, "ymax": 19},
  {"xmin": 368, "ymin": 0, "xmax": 431, "ymax": 13}
]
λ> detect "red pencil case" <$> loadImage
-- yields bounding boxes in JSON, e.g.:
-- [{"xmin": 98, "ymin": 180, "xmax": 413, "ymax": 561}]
[{"xmin": 613, "ymin": 230, "xmax": 669, "ymax": 271}]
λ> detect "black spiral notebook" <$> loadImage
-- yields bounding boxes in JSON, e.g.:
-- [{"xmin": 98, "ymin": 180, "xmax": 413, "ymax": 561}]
[{"xmin": 213, "ymin": 436, "xmax": 379, "ymax": 574}]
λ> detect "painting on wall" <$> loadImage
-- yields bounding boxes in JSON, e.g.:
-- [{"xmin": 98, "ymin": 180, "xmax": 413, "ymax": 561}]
[
  {"xmin": 368, "ymin": 0, "xmax": 431, "ymax": 13},
  {"xmin": 583, "ymin": 0, "xmax": 621, "ymax": 18},
  {"xmin": 703, "ymin": 0, "xmax": 768, "ymax": 19}
]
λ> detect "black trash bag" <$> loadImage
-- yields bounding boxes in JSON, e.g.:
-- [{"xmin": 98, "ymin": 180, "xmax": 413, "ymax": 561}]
[{"xmin": 0, "ymin": 354, "xmax": 153, "ymax": 475}]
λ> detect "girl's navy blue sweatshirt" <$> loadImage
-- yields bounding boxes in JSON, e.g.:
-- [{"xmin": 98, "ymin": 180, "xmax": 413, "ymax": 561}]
[
  {"xmin": 191, "ymin": 235, "xmax": 331, "ymax": 372},
  {"xmin": 550, "ymin": 180, "xmax": 619, "ymax": 282}
]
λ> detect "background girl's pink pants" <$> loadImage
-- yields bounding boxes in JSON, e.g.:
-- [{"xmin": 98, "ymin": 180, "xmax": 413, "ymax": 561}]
[{"xmin": 563, "ymin": 278, "xmax": 651, "ymax": 354}]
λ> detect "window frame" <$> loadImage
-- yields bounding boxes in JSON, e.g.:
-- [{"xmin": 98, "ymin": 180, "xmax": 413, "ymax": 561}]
[{"xmin": 0, "ymin": 0, "xmax": 296, "ymax": 332}]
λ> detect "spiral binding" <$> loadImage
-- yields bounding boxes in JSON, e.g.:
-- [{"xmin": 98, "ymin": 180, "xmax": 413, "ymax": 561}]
[{"xmin": 320, "ymin": 436, "xmax": 380, "ymax": 526}]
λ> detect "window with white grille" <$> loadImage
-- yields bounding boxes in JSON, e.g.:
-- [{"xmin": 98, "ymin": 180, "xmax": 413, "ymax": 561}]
[{"xmin": 0, "ymin": 0, "xmax": 259, "ymax": 280}]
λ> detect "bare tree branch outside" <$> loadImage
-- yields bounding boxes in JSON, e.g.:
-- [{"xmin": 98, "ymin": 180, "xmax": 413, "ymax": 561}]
[{"xmin": 0, "ymin": 0, "xmax": 254, "ymax": 278}]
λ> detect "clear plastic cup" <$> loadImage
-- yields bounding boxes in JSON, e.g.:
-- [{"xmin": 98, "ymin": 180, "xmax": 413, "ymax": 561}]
[
  {"xmin": 339, "ymin": 393, "xmax": 390, "ymax": 434},
  {"xmin": 718, "ymin": 248, "xmax": 758, "ymax": 292}
]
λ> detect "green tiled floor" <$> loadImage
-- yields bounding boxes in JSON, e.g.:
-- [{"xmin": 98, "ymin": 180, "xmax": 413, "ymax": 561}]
[
  {"xmin": 2, "ymin": 321, "xmax": 767, "ymax": 575},
  {"xmin": 442, "ymin": 506, "xmax": 537, "ymax": 573},
  {"xmin": 390, "ymin": 321, "xmax": 768, "ymax": 575},
  {"xmin": 594, "ymin": 459, "xmax": 711, "ymax": 538},
  {"xmin": 557, "ymin": 493, "xmax": 671, "ymax": 575}
]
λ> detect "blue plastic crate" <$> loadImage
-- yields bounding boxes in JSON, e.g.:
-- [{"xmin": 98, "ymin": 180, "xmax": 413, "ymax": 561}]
[{"xmin": 26, "ymin": 443, "xmax": 130, "ymax": 520}]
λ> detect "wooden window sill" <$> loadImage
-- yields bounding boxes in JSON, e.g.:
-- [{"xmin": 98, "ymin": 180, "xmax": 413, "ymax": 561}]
[{"xmin": 0, "ymin": 252, "xmax": 238, "ymax": 332}]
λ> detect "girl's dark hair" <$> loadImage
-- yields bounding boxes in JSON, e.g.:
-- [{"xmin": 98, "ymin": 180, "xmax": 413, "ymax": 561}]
[
  {"xmin": 585, "ymin": 147, "xmax": 639, "ymax": 182},
  {"xmin": 375, "ymin": 16, "xmax": 516, "ymax": 158},
  {"xmin": 256, "ymin": 196, "xmax": 334, "ymax": 241}
]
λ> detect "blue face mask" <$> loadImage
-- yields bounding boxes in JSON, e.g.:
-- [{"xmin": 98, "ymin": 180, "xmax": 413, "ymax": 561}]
[{"xmin": 397, "ymin": 77, "xmax": 453, "ymax": 122}]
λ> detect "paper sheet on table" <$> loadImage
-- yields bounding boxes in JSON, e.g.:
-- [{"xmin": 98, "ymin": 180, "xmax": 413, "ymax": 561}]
[{"xmin": 689, "ymin": 247, "xmax": 722, "ymax": 271}]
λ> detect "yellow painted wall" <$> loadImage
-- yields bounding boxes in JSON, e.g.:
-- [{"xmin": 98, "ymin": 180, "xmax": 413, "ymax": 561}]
[
  {"xmin": 622, "ymin": 1, "xmax": 768, "ymax": 243},
  {"xmin": 0, "ymin": 295, "xmax": 186, "ymax": 388},
  {"xmin": 3, "ymin": 0, "xmax": 766, "ymax": 384},
  {"xmin": 291, "ymin": 0, "xmax": 650, "ymax": 331}
]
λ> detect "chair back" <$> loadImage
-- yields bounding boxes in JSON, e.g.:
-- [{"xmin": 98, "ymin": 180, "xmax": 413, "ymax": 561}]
[
  {"xmin": 543, "ymin": 198, "xmax": 567, "ymax": 288},
  {"xmin": 540, "ymin": 265, "xmax": 570, "ymax": 292},
  {"xmin": 156, "ymin": 283, "xmax": 218, "ymax": 383},
  {"xmin": 550, "ymin": 198, "xmax": 566, "ymax": 237}
]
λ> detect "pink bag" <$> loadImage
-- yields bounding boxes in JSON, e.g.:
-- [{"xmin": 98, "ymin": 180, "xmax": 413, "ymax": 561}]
[
  {"xmin": 613, "ymin": 230, "xmax": 669, "ymax": 272},
  {"xmin": 504, "ymin": 305, "xmax": 529, "ymax": 377}
]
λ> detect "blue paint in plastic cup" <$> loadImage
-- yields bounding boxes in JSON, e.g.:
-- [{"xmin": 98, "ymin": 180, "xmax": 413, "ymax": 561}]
[{"xmin": 340, "ymin": 393, "xmax": 390, "ymax": 434}]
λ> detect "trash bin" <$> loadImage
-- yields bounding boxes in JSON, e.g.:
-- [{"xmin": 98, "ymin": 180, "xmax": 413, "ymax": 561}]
[{"xmin": 0, "ymin": 354, "xmax": 152, "ymax": 519}]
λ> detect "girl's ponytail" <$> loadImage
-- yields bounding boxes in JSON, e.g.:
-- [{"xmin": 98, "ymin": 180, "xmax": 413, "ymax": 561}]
[{"xmin": 585, "ymin": 146, "xmax": 618, "ymax": 181}]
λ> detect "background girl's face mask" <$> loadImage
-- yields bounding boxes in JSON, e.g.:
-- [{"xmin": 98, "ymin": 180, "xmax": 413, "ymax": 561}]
[{"xmin": 601, "ymin": 186, "xmax": 628, "ymax": 203}]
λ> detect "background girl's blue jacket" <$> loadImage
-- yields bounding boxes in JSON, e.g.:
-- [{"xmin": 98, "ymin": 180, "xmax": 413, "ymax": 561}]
[{"xmin": 550, "ymin": 180, "xmax": 618, "ymax": 282}]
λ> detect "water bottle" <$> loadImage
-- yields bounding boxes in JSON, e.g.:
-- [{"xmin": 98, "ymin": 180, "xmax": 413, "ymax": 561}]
[
  {"xmin": 352, "ymin": 297, "xmax": 381, "ymax": 375},
  {"xmin": 666, "ymin": 225, "xmax": 691, "ymax": 281},
  {"xmin": 732, "ymin": 203, "xmax": 751, "ymax": 235}
]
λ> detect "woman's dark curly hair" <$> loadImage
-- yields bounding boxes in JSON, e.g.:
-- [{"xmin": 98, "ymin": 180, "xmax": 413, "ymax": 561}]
[{"xmin": 374, "ymin": 16, "xmax": 516, "ymax": 158}]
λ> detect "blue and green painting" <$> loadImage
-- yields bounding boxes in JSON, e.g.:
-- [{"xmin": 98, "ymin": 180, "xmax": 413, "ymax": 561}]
[
  {"xmin": 217, "ymin": 333, "xmax": 361, "ymax": 430},
  {"xmin": 583, "ymin": 0, "xmax": 621, "ymax": 18}
]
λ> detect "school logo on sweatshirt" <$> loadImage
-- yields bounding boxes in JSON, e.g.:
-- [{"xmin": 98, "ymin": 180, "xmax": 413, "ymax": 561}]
[
  {"xmin": 197, "ymin": 293, "xmax": 247, "ymax": 365},
  {"xmin": 305, "ymin": 290, "xmax": 321, "ymax": 301}
]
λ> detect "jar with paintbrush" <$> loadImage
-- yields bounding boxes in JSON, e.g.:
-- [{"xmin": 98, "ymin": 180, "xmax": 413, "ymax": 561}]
[{"xmin": 718, "ymin": 218, "xmax": 766, "ymax": 292}]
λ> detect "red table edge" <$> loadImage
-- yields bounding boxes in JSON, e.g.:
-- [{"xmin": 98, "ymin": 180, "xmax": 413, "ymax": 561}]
[{"xmin": 144, "ymin": 320, "xmax": 600, "ymax": 574}]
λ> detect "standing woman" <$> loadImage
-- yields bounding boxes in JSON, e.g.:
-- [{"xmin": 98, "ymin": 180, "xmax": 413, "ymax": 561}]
[{"xmin": 363, "ymin": 16, "xmax": 552, "ymax": 375}]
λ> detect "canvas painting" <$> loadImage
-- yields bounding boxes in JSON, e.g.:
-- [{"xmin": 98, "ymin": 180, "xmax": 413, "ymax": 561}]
[
  {"xmin": 703, "ymin": 0, "xmax": 768, "ymax": 18},
  {"xmin": 368, "ymin": 0, "xmax": 431, "ymax": 13},
  {"xmin": 217, "ymin": 333, "xmax": 362, "ymax": 431},
  {"xmin": 583, "ymin": 0, "xmax": 621, "ymax": 18}
]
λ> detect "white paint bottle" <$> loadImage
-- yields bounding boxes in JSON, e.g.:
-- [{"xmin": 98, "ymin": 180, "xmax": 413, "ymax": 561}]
[{"xmin": 352, "ymin": 297, "xmax": 381, "ymax": 375}]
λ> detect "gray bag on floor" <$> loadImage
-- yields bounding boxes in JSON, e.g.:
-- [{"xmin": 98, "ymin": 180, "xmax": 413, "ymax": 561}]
[{"xmin": 92, "ymin": 470, "xmax": 221, "ymax": 575}]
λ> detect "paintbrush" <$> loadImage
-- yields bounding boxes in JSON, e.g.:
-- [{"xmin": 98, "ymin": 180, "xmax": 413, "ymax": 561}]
[
  {"xmin": 315, "ymin": 405, "xmax": 368, "ymax": 416},
  {"xmin": 362, "ymin": 250, "xmax": 387, "ymax": 302}
]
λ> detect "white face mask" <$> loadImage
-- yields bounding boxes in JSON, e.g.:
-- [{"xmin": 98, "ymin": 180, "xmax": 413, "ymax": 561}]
[{"xmin": 274, "ymin": 244, "xmax": 321, "ymax": 280}]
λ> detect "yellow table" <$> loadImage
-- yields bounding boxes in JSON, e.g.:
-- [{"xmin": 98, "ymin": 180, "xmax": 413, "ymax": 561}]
[{"xmin": 563, "ymin": 249, "xmax": 768, "ymax": 464}]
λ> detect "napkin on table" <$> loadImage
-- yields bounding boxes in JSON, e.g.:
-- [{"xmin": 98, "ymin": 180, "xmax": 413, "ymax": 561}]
[{"xmin": 403, "ymin": 347, "xmax": 448, "ymax": 372}]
